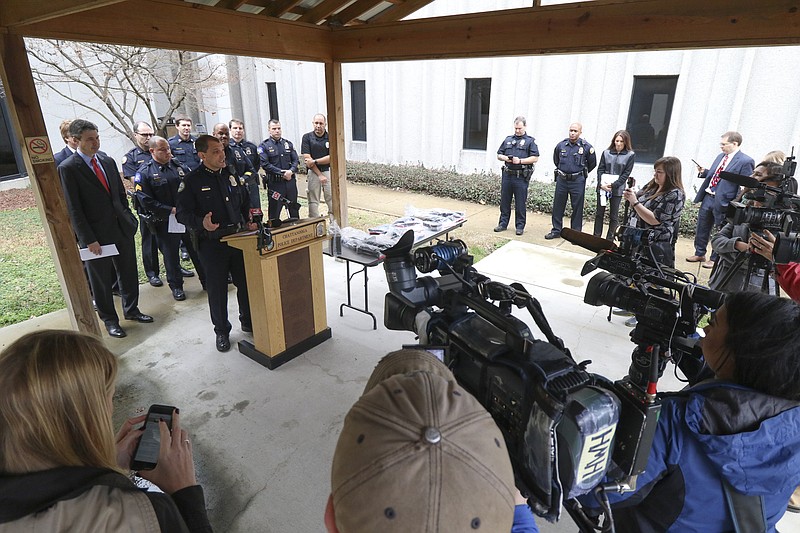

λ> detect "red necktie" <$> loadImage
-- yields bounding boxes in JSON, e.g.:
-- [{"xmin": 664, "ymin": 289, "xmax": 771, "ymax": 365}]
[
  {"xmin": 91, "ymin": 157, "xmax": 110, "ymax": 194},
  {"xmin": 709, "ymin": 153, "xmax": 729, "ymax": 189}
]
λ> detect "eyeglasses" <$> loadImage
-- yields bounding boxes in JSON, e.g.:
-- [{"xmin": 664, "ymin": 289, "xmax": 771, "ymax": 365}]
[{"xmin": 137, "ymin": 132, "xmax": 154, "ymax": 137}]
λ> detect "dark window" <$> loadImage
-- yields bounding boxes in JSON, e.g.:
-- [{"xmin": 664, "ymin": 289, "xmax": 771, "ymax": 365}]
[
  {"xmin": 463, "ymin": 78, "xmax": 491, "ymax": 150},
  {"xmin": 0, "ymin": 96, "xmax": 25, "ymax": 182},
  {"xmin": 350, "ymin": 80, "xmax": 367, "ymax": 142},
  {"xmin": 625, "ymin": 76, "xmax": 678, "ymax": 164},
  {"xmin": 266, "ymin": 82, "xmax": 279, "ymax": 120}
]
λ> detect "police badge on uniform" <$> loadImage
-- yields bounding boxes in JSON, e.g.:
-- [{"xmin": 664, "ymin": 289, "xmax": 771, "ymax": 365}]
[
  {"xmin": 178, "ymin": 182, "xmax": 185, "ymax": 193},
  {"xmin": 229, "ymin": 176, "xmax": 237, "ymax": 187},
  {"xmin": 520, "ymin": 140, "xmax": 525, "ymax": 147},
  {"xmin": 578, "ymin": 147, "xmax": 584, "ymax": 154},
  {"xmin": 284, "ymin": 142, "xmax": 289, "ymax": 150}
]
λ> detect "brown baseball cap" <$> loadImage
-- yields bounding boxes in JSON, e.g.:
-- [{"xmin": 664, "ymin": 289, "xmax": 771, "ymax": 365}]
[{"xmin": 330, "ymin": 349, "xmax": 516, "ymax": 532}]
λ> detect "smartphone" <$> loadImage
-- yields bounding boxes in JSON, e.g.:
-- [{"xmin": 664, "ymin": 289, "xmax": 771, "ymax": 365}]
[
  {"xmin": 691, "ymin": 158, "xmax": 701, "ymax": 168},
  {"xmin": 626, "ymin": 177, "xmax": 636, "ymax": 188},
  {"xmin": 131, "ymin": 404, "xmax": 175, "ymax": 471}
]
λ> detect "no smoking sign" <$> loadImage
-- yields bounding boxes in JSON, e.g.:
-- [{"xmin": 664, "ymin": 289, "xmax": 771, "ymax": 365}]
[{"xmin": 25, "ymin": 136, "xmax": 55, "ymax": 164}]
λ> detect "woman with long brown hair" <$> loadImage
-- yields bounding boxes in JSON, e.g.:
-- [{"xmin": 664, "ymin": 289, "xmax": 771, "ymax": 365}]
[{"xmin": 594, "ymin": 130, "xmax": 635, "ymax": 240}]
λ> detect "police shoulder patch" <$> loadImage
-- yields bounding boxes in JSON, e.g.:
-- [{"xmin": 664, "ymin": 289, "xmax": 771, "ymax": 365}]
[
  {"xmin": 133, "ymin": 173, "xmax": 141, "ymax": 183},
  {"xmin": 257, "ymin": 146, "xmax": 264, "ymax": 154},
  {"xmin": 590, "ymin": 147, "xmax": 595, "ymax": 154},
  {"xmin": 178, "ymin": 181, "xmax": 185, "ymax": 193},
  {"xmin": 122, "ymin": 156, "xmax": 127, "ymax": 164}
]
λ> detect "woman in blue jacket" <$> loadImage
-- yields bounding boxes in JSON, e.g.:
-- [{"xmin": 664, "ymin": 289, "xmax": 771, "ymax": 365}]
[{"xmin": 584, "ymin": 291, "xmax": 800, "ymax": 532}]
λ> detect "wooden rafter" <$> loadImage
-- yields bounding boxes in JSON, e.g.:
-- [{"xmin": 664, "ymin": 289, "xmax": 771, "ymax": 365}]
[
  {"xmin": 328, "ymin": 0, "xmax": 383, "ymax": 26},
  {"xmin": 337, "ymin": 0, "xmax": 800, "ymax": 61},
  {"xmin": 367, "ymin": 0, "xmax": 434, "ymax": 24},
  {"xmin": 11, "ymin": 0, "xmax": 333, "ymax": 62},
  {"xmin": 0, "ymin": 0, "xmax": 126, "ymax": 27},
  {"xmin": 215, "ymin": 0, "xmax": 249, "ymax": 10},
  {"xmin": 297, "ymin": 0, "xmax": 350, "ymax": 25},
  {"xmin": 260, "ymin": 0, "xmax": 303, "ymax": 18}
]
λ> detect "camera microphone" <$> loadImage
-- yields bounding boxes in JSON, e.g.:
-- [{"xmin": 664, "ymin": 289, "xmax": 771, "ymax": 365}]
[
  {"xmin": 719, "ymin": 171, "xmax": 759, "ymax": 188},
  {"xmin": 561, "ymin": 228, "xmax": 617, "ymax": 254}
]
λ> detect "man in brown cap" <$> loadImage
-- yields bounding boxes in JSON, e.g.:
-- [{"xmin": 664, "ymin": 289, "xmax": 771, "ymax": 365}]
[{"xmin": 324, "ymin": 349, "xmax": 522, "ymax": 532}]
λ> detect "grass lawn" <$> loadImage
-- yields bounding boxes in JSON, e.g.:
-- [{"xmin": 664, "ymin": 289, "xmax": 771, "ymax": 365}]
[{"xmin": 0, "ymin": 190, "xmax": 500, "ymax": 327}]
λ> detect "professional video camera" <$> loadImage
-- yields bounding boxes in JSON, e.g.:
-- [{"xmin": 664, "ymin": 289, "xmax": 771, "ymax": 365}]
[
  {"xmin": 382, "ymin": 229, "xmax": 722, "ymax": 531},
  {"xmin": 722, "ymin": 149, "xmax": 800, "ymax": 233}
]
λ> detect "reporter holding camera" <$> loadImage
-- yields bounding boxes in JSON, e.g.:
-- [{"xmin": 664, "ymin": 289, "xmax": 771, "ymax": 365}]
[
  {"xmin": 0, "ymin": 330, "xmax": 212, "ymax": 533},
  {"xmin": 708, "ymin": 161, "xmax": 782, "ymax": 293},
  {"xmin": 622, "ymin": 156, "xmax": 685, "ymax": 268},
  {"xmin": 582, "ymin": 291, "xmax": 800, "ymax": 532}
]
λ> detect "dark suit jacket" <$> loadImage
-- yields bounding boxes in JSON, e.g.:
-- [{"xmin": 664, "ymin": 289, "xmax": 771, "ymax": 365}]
[
  {"xmin": 59, "ymin": 152, "xmax": 138, "ymax": 247},
  {"xmin": 693, "ymin": 150, "xmax": 755, "ymax": 213},
  {"xmin": 54, "ymin": 146, "xmax": 75, "ymax": 166}
]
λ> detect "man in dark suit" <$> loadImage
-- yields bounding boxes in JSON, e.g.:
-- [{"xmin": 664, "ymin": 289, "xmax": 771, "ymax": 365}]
[
  {"xmin": 54, "ymin": 119, "xmax": 77, "ymax": 166},
  {"xmin": 688, "ymin": 131, "xmax": 755, "ymax": 269},
  {"xmin": 59, "ymin": 119, "xmax": 153, "ymax": 338}
]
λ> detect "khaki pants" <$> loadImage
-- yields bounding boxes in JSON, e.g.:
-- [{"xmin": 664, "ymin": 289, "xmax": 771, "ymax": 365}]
[{"xmin": 307, "ymin": 169, "xmax": 333, "ymax": 218}]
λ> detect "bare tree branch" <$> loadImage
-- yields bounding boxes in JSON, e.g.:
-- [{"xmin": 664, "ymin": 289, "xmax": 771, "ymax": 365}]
[{"xmin": 26, "ymin": 39, "xmax": 227, "ymax": 141}]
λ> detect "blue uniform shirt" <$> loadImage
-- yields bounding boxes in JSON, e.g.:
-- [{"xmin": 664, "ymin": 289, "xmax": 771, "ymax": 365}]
[
  {"xmin": 230, "ymin": 138, "xmax": 260, "ymax": 172},
  {"xmin": 258, "ymin": 137, "xmax": 299, "ymax": 176},
  {"xmin": 168, "ymin": 135, "xmax": 201, "ymax": 170},
  {"xmin": 133, "ymin": 158, "xmax": 189, "ymax": 221},
  {"xmin": 553, "ymin": 138, "xmax": 597, "ymax": 175},
  {"xmin": 121, "ymin": 146, "xmax": 152, "ymax": 179},
  {"xmin": 497, "ymin": 134, "xmax": 539, "ymax": 170}
]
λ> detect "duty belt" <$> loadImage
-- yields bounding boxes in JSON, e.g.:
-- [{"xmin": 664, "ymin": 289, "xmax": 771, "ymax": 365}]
[
  {"xmin": 504, "ymin": 167, "xmax": 530, "ymax": 176},
  {"xmin": 557, "ymin": 170, "xmax": 584, "ymax": 181},
  {"xmin": 206, "ymin": 224, "xmax": 241, "ymax": 241},
  {"xmin": 267, "ymin": 173, "xmax": 284, "ymax": 182}
]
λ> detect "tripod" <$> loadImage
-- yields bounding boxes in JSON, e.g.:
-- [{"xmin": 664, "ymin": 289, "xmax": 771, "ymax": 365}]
[{"xmin": 713, "ymin": 248, "xmax": 781, "ymax": 296}]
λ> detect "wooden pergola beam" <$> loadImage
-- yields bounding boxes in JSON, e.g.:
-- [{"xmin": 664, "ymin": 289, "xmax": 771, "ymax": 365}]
[
  {"xmin": 215, "ymin": 0, "xmax": 249, "ymax": 10},
  {"xmin": 329, "ymin": 0, "xmax": 383, "ymax": 26},
  {"xmin": 338, "ymin": 0, "xmax": 800, "ymax": 62},
  {"xmin": 297, "ymin": 0, "xmax": 349, "ymax": 25},
  {"xmin": 11, "ymin": 0, "xmax": 333, "ymax": 62},
  {"xmin": 260, "ymin": 0, "xmax": 303, "ymax": 18},
  {"xmin": 366, "ymin": 0, "xmax": 434, "ymax": 24},
  {"xmin": 0, "ymin": 0, "xmax": 126, "ymax": 27}
]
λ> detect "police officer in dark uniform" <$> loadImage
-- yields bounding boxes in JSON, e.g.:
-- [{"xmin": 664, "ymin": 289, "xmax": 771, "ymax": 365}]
[
  {"xmin": 258, "ymin": 119, "xmax": 300, "ymax": 221},
  {"xmin": 168, "ymin": 116, "xmax": 202, "ymax": 171},
  {"xmin": 134, "ymin": 136, "xmax": 206, "ymax": 301},
  {"xmin": 121, "ymin": 121, "xmax": 162, "ymax": 286},
  {"xmin": 229, "ymin": 119, "xmax": 261, "ymax": 174},
  {"xmin": 494, "ymin": 116, "xmax": 539, "ymax": 236},
  {"xmin": 177, "ymin": 135, "xmax": 256, "ymax": 352},
  {"xmin": 213, "ymin": 122, "xmax": 260, "ymax": 209},
  {"xmin": 546, "ymin": 122, "xmax": 597, "ymax": 239}
]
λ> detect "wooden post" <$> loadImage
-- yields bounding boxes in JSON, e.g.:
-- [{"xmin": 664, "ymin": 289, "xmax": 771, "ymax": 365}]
[
  {"xmin": 324, "ymin": 60, "xmax": 348, "ymax": 228},
  {"xmin": 0, "ymin": 34, "xmax": 100, "ymax": 336}
]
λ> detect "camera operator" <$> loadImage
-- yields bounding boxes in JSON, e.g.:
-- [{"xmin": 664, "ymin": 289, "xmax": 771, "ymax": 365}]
[
  {"xmin": 580, "ymin": 291, "xmax": 800, "ymax": 532},
  {"xmin": 325, "ymin": 349, "xmax": 539, "ymax": 533},
  {"xmin": 0, "ymin": 330, "xmax": 212, "ymax": 532},
  {"xmin": 708, "ymin": 161, "xmax": 783, "ymax": 293},
  {"xmin": 621, "ymin": 156, "xmax": 685, "ymax": 269}
]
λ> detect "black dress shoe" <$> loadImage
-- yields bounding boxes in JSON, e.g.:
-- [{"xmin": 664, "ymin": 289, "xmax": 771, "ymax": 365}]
[
  {"xmin": 516, "ymin": 229, "xmax": 524, "ymax": 236},
  {"xmin": 493, "ymin": 225, "xmax": 507, "ymax": 232},
  {"xmin": 241, "ymin": 323, "xmax": 253, "ymax": 333},
  {"xmin": 180, "ymin": 268, "xmax": 195, "ymax": 278},
  {"xmin": 544, "ymin": 231, "xmax": 561, "ymax": 240},
  {"xmin": 180, "ymin": 250, "xmax": 190, "ymax": 261},
  {"xmin": 216, "ymin": 333, "xmax": 231, "ymax": 352},
  {"xmin": 124, "ymin": 312, "xmax": 154, "ymax": 323},
  {"xmin": 106, "ymin": 323, "xmax": 127, "ymax": 338},
  {"xmin": 148, "ymin": 276, "xmax": 163, "ymax": 287},
  {"xmin": 172, "ymin": 288, "xmax": 186, "ymax": 301}
]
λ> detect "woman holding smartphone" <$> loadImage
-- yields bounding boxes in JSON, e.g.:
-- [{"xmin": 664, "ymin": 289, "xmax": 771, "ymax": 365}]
[
  {"xmin": 622, "ymin": 156, "xmax": 685, "ymax": 268},
  {"xmin": 0, "ymin": 330, "xmax": 212, "ymax": 532},
  {"xmin": 594, "ymin": 130, "xmax": 636, "ymax": 240}
]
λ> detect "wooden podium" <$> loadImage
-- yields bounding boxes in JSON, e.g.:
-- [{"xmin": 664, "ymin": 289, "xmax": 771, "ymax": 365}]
[{"xmin": 223, "ymin": 217, "xmax": 331, "ymax": 369}]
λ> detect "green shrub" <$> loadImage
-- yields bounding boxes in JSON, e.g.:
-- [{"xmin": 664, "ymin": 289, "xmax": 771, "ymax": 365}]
[{"xmin": 346, "ymin": 161, "xmax": 699, "ymax": 237}]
